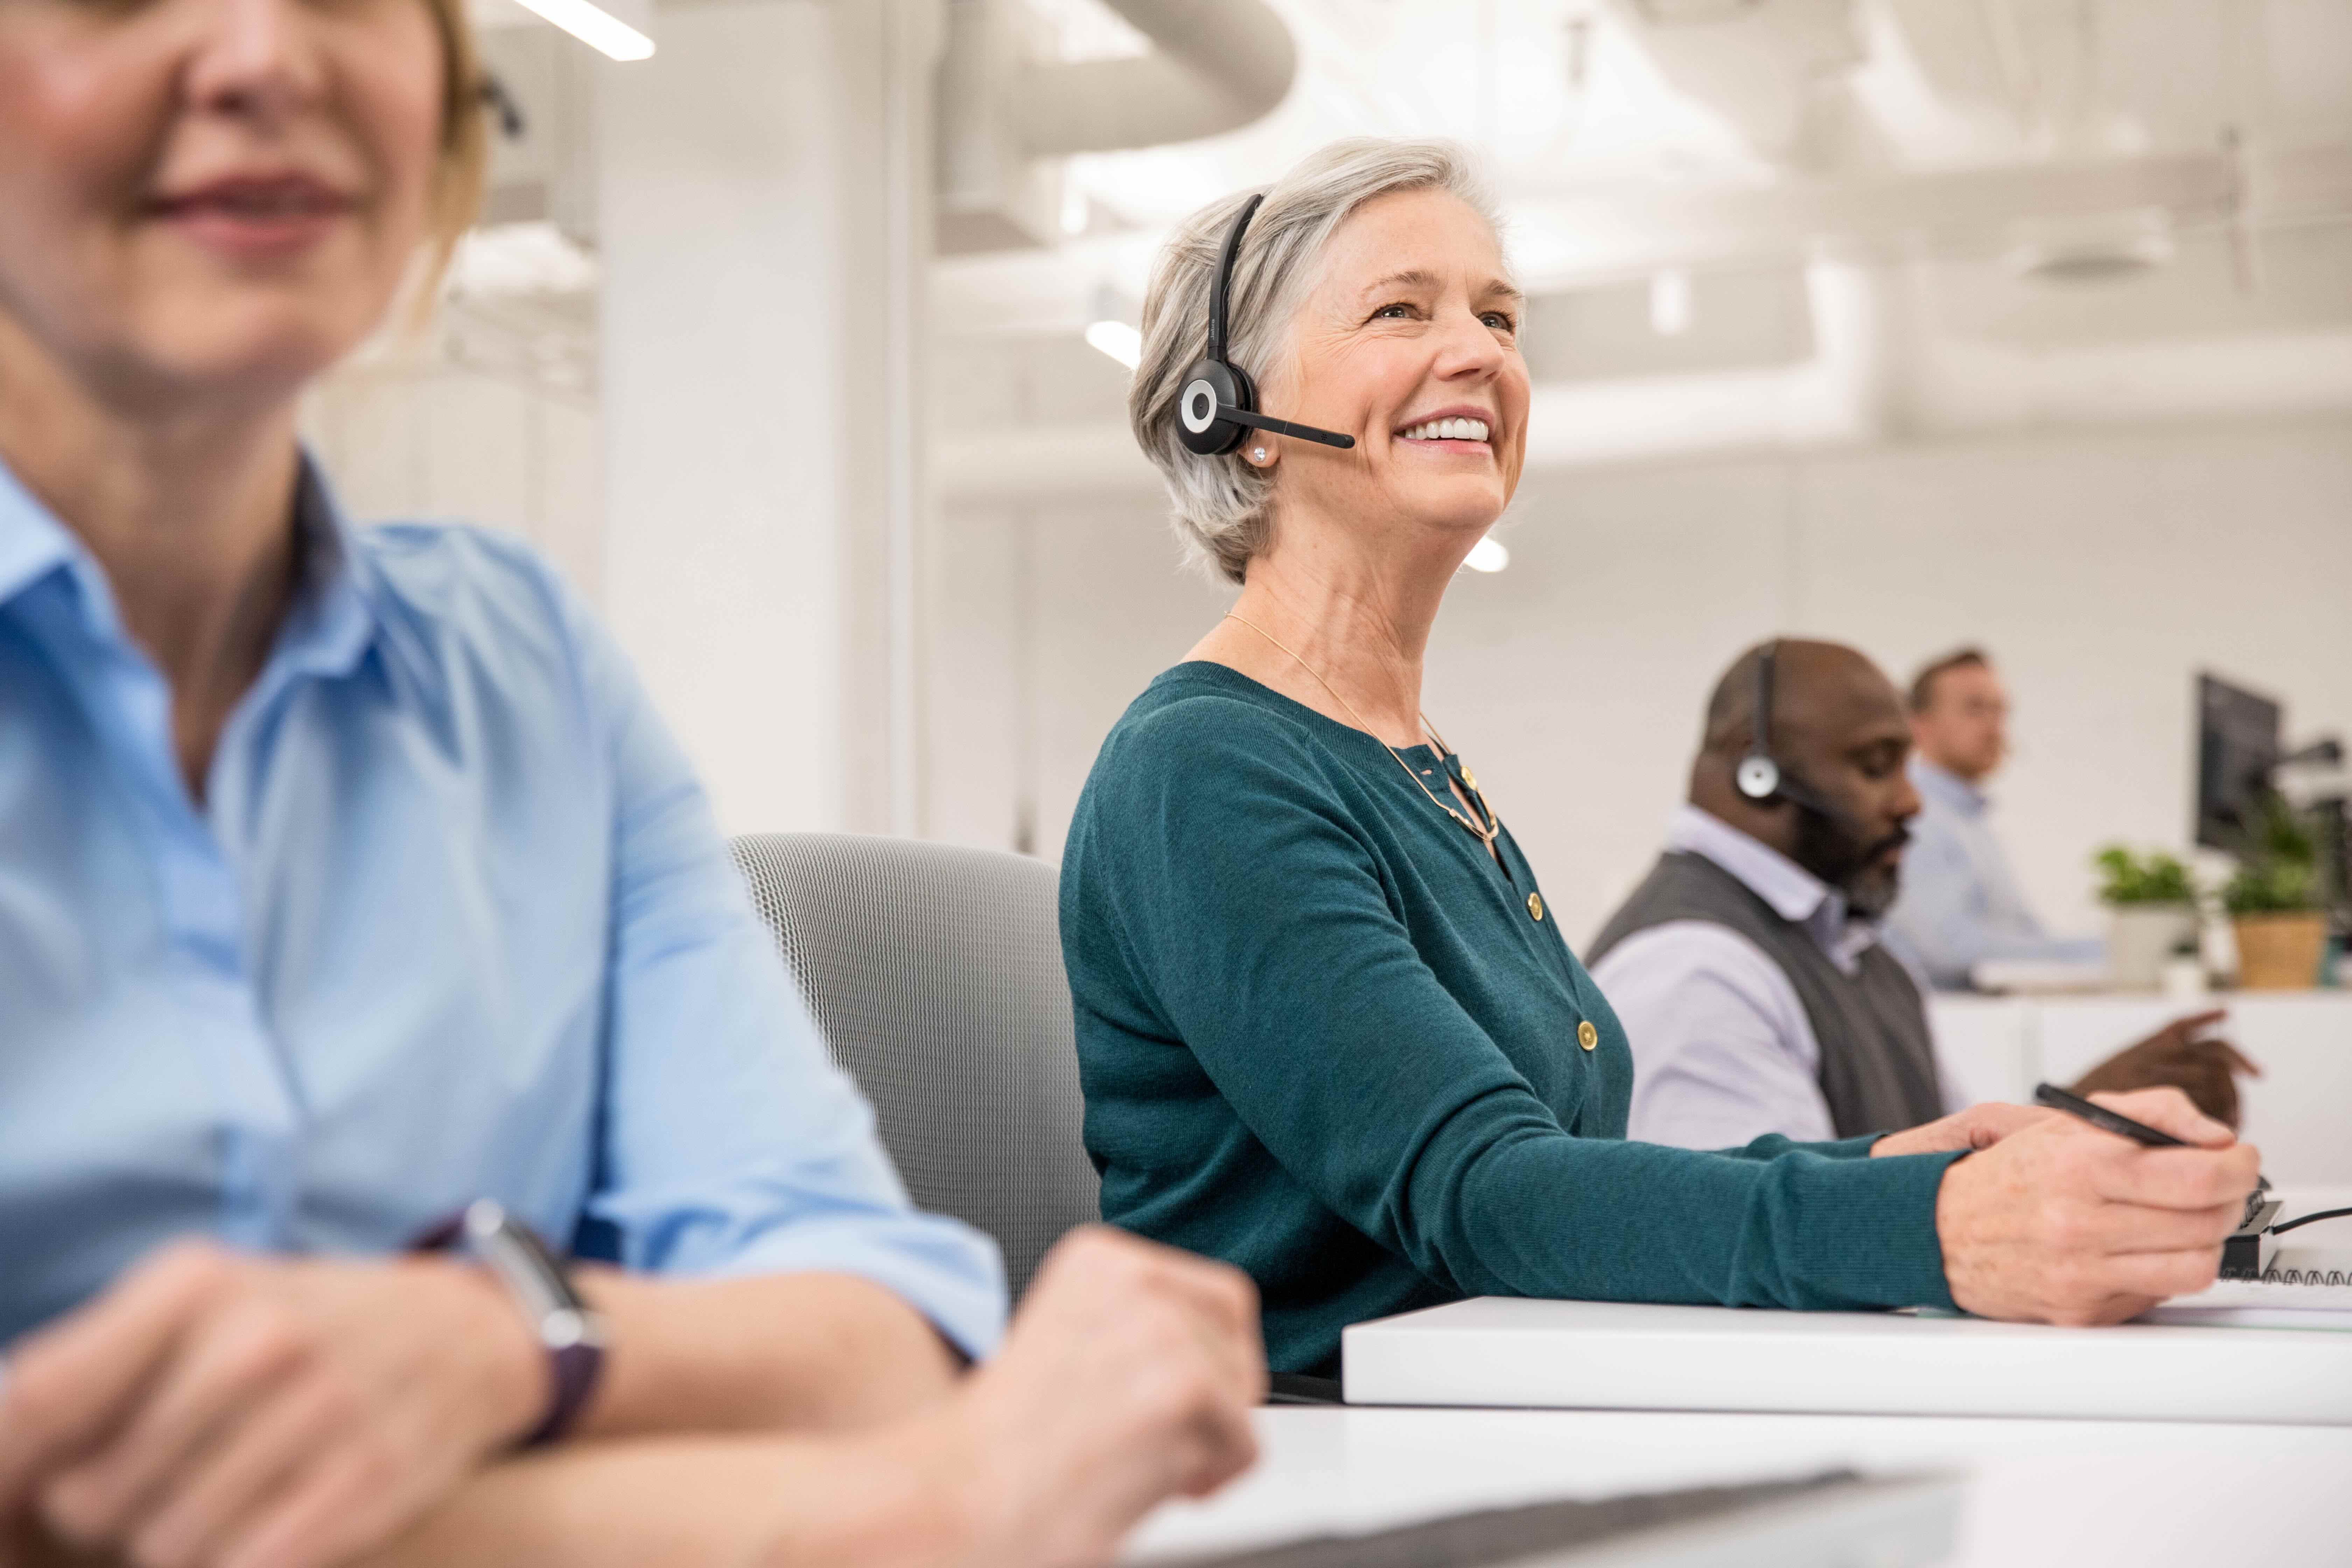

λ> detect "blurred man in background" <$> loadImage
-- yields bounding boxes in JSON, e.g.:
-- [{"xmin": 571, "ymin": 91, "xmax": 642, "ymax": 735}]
[
  {"xmin": 1589, "ymin": 640, "xmax": 2255, "ymax": 1150},
  {"xmin": 1885, "ymin": 648, "xmax": 2107, "ymax": 991}
]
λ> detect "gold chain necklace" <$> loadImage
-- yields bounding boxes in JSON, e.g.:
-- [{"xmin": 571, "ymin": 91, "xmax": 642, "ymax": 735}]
[{"xmin": 1222, "ymin": 612, "xmax": 1501, "ymax": 847}]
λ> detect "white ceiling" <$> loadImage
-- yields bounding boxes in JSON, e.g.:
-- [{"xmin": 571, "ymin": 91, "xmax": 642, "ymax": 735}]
[{"xmin": 944, "ymin": 0, "xmax": 2352, "ymax": 327}]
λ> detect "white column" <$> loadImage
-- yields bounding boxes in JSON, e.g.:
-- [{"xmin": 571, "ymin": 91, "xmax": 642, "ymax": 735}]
[{"xmin": 596, "ymin": 0, "xmax": 936, "ymax": 834}]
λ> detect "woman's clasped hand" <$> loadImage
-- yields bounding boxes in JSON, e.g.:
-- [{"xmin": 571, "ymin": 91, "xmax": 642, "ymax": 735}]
[
  {"xmin": 1925, "ymin": 1088, "xmax": 2260, "ymax": 1326},
  {"xmin": 0, "ymin": 1246, "xmax": 545, "ymax": 1568}
]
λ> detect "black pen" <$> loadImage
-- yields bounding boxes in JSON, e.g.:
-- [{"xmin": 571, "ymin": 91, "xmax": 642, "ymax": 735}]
[{"xmin": 2031, "ymin": 1082, "xmax": 2191, "ymax": 1147}]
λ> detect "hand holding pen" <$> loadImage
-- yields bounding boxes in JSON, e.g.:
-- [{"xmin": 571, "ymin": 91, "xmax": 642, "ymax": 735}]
[{"xmin": 1928, "ymin": 1086, "xmax": 2261, "ymax": 1326}]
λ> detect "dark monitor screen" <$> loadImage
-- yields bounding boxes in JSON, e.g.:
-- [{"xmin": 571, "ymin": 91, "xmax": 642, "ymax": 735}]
[{"xmin": 2196, "ymin": 673, "xmax": 2281, "ymax": 851}]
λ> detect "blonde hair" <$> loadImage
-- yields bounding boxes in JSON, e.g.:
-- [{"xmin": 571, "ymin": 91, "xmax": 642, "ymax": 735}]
[
  {"xmin": 419, "ymin": 0, "xmax": 489, "ymax": 300},
  {"xmin": 1128, "ymin": 139, "xmax": 1504, "ymax": 583}
]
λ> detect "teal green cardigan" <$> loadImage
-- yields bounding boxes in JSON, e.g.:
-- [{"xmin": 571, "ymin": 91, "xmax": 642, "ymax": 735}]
[{"xmin": 1060, "ymin": 663, "xmax": 1961, "ymax": 1377}]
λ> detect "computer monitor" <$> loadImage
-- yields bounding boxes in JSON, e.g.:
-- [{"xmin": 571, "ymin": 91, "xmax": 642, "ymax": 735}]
[{"xmin": 2195, "ymin": 672, "xmax": 2281, "ymax": 852}]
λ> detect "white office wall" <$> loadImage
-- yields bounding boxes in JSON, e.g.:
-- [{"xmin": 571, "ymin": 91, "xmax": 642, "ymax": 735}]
[
  {"xmin": 303, "ymin": 362, "xmax": 604, "ymax": 605},
  {"xmin": 928, "ymin": 415, "xmax": 2352, "ymax": 950}
]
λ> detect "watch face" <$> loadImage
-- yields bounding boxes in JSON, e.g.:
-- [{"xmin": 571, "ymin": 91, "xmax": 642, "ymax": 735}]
[{"xmin": 466, "ymin": 1201, "xmax": 588, "ymax": 1321}]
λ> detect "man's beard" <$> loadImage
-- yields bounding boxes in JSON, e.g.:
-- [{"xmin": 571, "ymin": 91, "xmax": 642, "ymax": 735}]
[{"xmin": 1793, "ymin": 806, "xmax": 1910, "ymax": 918}]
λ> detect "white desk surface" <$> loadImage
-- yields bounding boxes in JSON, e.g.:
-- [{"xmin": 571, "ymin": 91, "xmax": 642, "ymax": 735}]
[{"xmin": 1125, "ymin": 1405, "xmax": 2352, "ymax": 1567}]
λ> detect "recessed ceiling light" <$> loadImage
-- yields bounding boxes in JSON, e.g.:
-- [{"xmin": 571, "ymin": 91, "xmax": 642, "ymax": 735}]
[{"xmin": 2005, "ymin": 211, "xmax": 2176, "ymax": 285}]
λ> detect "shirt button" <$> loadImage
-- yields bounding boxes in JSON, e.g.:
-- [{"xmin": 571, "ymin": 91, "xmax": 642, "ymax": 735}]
[
  {"xmin": 1526, "ymin": 892, "xmax": 1544, "ymax": 922},
  {"xmin": 1578, "ymin": 1020, "xmax": 1599, "ymax": 1051}
]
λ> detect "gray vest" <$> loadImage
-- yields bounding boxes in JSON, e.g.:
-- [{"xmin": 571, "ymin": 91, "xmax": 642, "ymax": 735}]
[{"xmin": 1588, "ymin": 851, "xmax": 1944, "ymax": 1139}]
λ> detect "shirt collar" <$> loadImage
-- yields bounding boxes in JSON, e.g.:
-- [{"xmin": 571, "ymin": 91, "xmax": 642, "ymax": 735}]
[
  {"xmin": 1665, "ymin": 803, "xmax": 1879, "ymax": 973},
  {"xmin": 1910, "ymin": 755, "xmax": 1987, "ymax": 816},
  {"xmin": 271, "ymin": 459, "xmax": 379, "ymax": 685},
  {"xmin": 0, "ymin": 449, "xmax": 378, "ymax": 684},
  {"xmin": 0, "ymin": 455, "xmax": 93, "ymax": 620}
]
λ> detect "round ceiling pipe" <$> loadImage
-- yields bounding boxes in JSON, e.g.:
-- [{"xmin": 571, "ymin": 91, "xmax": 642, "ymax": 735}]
[
  {"xmin": 1011, "ymin": 0, "xmax": 1297, "ymax": 158},
  {"xmin": 938, "ymin": 0, "xmax": 1298, "ymax": 253}
]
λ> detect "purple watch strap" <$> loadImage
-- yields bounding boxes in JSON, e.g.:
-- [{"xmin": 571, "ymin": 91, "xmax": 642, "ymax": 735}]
[
  {"xmin": 522, "ymin": 1339, "xmax": 604, "ymax": 1449},
  {"xmin": 412, "ymin": 1207, "xmax": 604, "ymax": 1450}
]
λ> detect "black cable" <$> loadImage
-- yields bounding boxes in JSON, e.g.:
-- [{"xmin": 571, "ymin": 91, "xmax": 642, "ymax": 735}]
[{"xmin": 2269, "ymin": 1205, "xmax": 2352, "ymax": 1237}]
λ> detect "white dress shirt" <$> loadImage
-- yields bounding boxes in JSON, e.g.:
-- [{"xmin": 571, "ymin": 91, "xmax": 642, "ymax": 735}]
[
  {"xmin": 1592, "ymin": 805, "xmax": 1956, "ymax": 1150},
  {"xmin": 1885, "ymin": 757, "xmax": 2105, "ymax": 990}
]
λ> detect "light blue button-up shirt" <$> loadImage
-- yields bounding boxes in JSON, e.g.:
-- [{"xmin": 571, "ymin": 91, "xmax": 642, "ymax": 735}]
[
  {"xmin": 0, "ymin": 456, "xmax": 1005, "ymax": 1353},
  {"xmin": 1885, "ymin": 756, "xmax": 2105, "ymax": 990}
]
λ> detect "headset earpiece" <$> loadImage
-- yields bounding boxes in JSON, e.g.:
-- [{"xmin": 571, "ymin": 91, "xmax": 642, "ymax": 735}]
[
  {"xmin": 1177, "ymin": 360, "xmax": 1254, "ymax": 457},
  {"xmin": 1735, "ymin": 753, "xmax": 1781, "ymax": 802},
  {"xmin": 1177, "ymin": 194, "xmax": 1355, "ymax": 457}
]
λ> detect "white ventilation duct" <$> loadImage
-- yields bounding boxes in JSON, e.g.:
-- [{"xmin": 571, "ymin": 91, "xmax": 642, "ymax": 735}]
[
  {"xmin": 1608, "ymin": 0, "xmax": 1870, "ymax": 166},
  {"xmin": 1013, "ymin": 0, "xmax": 1296, "ymax": 156},
  {"xmin": 937, "ymin": 0, "xmax": 1297, "ymax": 253}
]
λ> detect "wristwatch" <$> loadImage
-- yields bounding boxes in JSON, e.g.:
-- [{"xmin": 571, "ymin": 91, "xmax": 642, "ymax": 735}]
[{"xmin": 419, "ymin": 1199, "xmax": 607, "ymax": 1448}]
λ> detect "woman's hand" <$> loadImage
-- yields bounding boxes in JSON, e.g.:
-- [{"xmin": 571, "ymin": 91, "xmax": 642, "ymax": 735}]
[
  {"xmin": 0, "ymin": 1242, "xmax": 544, "ymax": 1568},
  {"xmin": 1931, "ymin": 1088, "xmax": 2260, "ymax": 1325},
  {"xmin": 914, "ymin": 1227, "xmax": 1265, "ymax": 1568},
  {"xmin": 1872, "ymin": 1101, "xmax": 2054, "ymax": 1158}
]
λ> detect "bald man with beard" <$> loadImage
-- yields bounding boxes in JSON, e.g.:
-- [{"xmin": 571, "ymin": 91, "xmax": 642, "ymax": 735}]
[{"xmin": 1588, "ymin": 640, "xmax": 2255, "ymax": 1149}]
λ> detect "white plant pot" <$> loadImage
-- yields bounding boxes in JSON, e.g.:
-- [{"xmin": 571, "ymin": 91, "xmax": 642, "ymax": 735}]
[{"xmin": 2106, "ymin": 904, "xmax": 2199, "ymax": 992}]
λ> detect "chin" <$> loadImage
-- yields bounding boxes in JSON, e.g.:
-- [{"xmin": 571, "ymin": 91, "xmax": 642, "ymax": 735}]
[
  {"xmin": 1853, "ymin": 874, "xmax": 1902, "ymax": 921},
  {"xmin": 1398, "ymin": 476, "xmax": 1508, "ymax": 539},
  {"xmin": 122, "ymin": 289, "xmax": 380, "ymax": 405}
]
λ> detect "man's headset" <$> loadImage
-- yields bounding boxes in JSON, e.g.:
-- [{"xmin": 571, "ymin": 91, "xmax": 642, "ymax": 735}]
[
  {"xmin": 1735, "ymin": 639, "xmax": 1842, "ymax": 821},
  {"xmin": 1176, "ymin": 195, "xmax": 1357, "ymax": 457}
]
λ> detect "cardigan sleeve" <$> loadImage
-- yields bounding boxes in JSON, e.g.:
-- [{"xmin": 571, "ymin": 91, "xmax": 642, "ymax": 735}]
[{"xmin": 1087, "ymin": 699, "xmax": 1958, "ymax": 1312}]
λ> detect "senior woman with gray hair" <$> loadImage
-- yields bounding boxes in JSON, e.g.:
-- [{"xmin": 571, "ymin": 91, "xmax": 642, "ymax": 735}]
[{"xmin": 1059, "ymin": 138, "xmax": 2260, "ymax": 1382}]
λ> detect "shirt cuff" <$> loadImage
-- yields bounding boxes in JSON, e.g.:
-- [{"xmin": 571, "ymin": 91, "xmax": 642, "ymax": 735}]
[
  {"xmin": 1806, "ymin": 1149, "xmax": 1963, "ymax": 1313},
  {"xmin": 694, "ymin": 1213, "xmax": 1011, "ymax": 1362}
]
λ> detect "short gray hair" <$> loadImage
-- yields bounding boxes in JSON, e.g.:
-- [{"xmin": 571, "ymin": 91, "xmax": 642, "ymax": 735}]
[{"xmin": 1128, "ymin": 139, "xmax": 1505, "ymax": 583}]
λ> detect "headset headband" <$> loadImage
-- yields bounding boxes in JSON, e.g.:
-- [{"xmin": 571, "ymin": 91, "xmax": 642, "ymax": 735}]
[
  {"xmin": 1208, "ymin": 194, "xmax": 1260, "ymax": 367},
  {"xmin": 1754, "ymin": 640, "xmax": 1779, "ymax": 760}
]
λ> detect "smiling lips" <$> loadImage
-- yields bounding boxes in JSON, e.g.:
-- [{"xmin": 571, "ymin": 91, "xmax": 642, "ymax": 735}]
[
  {"xmin": 1398, "ymin": 415, "xmax": 1492, "ymax": 445},
  {"xmin": 148, "ymin": 174, "xmax": 356, "ymax": 260}
]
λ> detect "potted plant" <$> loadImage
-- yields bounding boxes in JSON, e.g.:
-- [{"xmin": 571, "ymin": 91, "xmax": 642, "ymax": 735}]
[
  {"xmin": 2092, "ymin": 846, "xmax": 2201, "ymax": 991},
  {"xmin": 2221, "ymin": 795, "xmax": 2329, "ymax": 990}
]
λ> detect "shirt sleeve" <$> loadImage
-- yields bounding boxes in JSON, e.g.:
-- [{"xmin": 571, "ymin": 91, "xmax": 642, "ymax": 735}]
[
  {"xmin": 1090, "ymin": 705, "xmax": 1958, "ymax": 1314},
  {"xmin": 1592, "ymin": 922, "xmax": 1840, "ymax": 1148},
  {"xmin": 1886, "ymin": 816, "xmax": 2103, "ymax": 989},
  {"xmin": 559, "ymin": 590, "xmax": 1007, "ymax": 1359}
]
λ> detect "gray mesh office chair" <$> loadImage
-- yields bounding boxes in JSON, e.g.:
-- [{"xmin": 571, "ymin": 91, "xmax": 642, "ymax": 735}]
[{"xmin": 728, "ymin": 833, "xmax": 1099, "ymax": 1300}]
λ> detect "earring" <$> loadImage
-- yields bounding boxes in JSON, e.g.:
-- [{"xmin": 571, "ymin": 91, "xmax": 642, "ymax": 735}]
[{"xmin": 1252, "ymin": 447, "xmax": 1268, "ymax": 461}]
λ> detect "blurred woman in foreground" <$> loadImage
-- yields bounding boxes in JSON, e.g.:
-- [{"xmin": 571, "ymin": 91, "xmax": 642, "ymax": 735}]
[{"xmin": 0, "ymin": 0, "xmax": 1257, "ymax": 1560}]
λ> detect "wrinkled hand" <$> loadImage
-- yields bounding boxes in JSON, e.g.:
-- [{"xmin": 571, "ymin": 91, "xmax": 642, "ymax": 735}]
[
  {"xmin": 2070, "ymin": 1011, "xmax": 2260, "ymax": 1129},
  {"xmin": 923, "ymin": 1227, "xmax": 1264, "ymax": 1568},
  {"xmin": 1934, "ymin": 1088, "xmax": 2261, "ymax": 1325},
  {"xmin": 0, "ymin": 1243, "xmax": 544, "ymax": 1568},
  {"xmin": 1872, "ymin": 1101, "xmax": 2054, "ymax": 1158}
]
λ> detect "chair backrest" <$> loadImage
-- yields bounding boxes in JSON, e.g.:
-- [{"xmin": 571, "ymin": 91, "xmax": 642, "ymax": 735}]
[{"xmin": 728, "ymin": 832, "xmax": 1099, "ymax": 1300}]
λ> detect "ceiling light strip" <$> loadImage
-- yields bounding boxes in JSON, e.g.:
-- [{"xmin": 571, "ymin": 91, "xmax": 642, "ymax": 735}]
[{"xmin": 510, "ymin": 0, "xmax": 654, "ymax": 62}]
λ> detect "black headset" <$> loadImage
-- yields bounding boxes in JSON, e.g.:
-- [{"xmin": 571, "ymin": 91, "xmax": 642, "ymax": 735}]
[
  {"xmin": 1175, "ymin": 195, "xmax": 1357, "ymax": 457},
  {"xmin": 1735, "ymin": 639, "xmax": 1891, "ymax": 857},
  {"xmin": 1735, "ymin": 638, "xmax": 1832, "ymax": 813}
]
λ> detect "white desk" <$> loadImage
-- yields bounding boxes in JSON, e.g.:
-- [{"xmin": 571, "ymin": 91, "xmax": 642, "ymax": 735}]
[
  {"xmin": 1932, "ymin": 990, "xmax": 2352, "ymax": 1184},
  {"xmin": 1126, "ymin": 1406, "xmax": 2352, "ymax": 1566}
]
